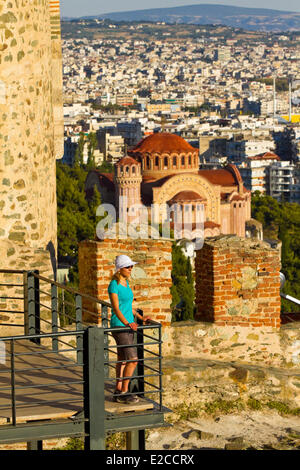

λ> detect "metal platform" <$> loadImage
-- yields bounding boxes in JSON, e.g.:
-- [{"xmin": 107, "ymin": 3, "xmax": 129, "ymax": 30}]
[{"xmin": 0, "ymin": 269, "xmax": 170, "ymax": 449}]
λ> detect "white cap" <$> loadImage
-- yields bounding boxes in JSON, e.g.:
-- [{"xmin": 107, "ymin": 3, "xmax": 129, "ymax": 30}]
[{"xmin": 115, "ymin": 255, "xmax": 137, "ymax": 272}]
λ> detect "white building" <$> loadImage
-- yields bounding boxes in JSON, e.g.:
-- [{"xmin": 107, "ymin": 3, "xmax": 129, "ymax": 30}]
[
  {"xmin": 269, "ymin": 161, "xmax": 300, "ymax": 203},
  {"xmin": 227, "ymin": 139, "xmax": 275, "ymax": 163},
  {"xmin": 238, "ymin": 152, "xmax": 280, "ymax": 193}
]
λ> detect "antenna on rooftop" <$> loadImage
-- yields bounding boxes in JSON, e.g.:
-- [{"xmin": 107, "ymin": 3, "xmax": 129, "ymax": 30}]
[
  {"xmin": 288, "ymin": 75, "xmax": 293, "ymax": 123},
  {"xmin": 273, "ymin": 75, "xmax": 276, "ymax": 119}
]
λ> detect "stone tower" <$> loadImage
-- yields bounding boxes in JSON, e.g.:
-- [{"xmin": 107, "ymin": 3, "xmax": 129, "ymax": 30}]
[
  {"xmin": 0, "ymin": 0, "xmax": 63, "ymax": 276},
  {"xmin": 114, "ymin": 156, "xmax": 143, "ymax": 221}
]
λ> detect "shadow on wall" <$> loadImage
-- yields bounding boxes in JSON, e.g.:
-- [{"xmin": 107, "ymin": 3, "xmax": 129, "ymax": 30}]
[{"xmin": 46, "ymin": 241, "xmax": 57, "ymax": 281}]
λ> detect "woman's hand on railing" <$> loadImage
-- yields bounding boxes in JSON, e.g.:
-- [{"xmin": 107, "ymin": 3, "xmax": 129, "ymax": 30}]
[{"xmin": 128, "ymin": 322, "xmax": 138, "ymax": 331}]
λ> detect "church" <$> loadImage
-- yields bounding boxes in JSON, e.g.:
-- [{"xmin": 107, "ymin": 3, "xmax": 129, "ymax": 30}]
[{"xmin": 85, "ymin": 133, "xmax": 251, "ymax": 238}]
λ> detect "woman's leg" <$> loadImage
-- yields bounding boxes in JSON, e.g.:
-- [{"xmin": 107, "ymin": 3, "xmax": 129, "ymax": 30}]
[
  {"xmin": 115, "ymin": 356, "xmax": 126, "ymax": 392},
  {"xmin": 121, "ymin": 357, "xmax": 138, "ymax": 393}
]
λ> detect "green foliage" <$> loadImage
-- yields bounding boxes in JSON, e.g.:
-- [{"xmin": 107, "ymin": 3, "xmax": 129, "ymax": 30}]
[
  {"xmin": 74, "ymin": 132, "xmax": 85, "ymax": 168},
  {"xmin": 56, "ymin": 437, "xmax": 84, "ymax": 450},
  {"xmin": 250, "ymin": 77, "xmax": 289, "ymax": 92},
  {"xmin": 251, "ymin": 192, "xmax": 300, "ymax": 313},
  {"xmin": 86, "ymin": 132, "xmax": 98, "ymax": 170},
  {"xmin": 56, "ymin": 433, "xmax": 127, "ymax": 450},
  {"xmin": 171, "ymin": 244, "xmax": 195, "ymax": 322},
  {"xmin": 204, "ymin": 398, "xmax": 246, "ymax": 415},
  {"xmin": 266, "ymin": 401, "xmax": 300, "ymax": 416},
  {"xmin": 247, "ymin": 397, "xmax": 263, "ymax": 411},
  {"xmin": 106, "ymin": 432, "xmax": 126, "ymax": 450},
  {"xmin": 56, "ymin": 162, "xmax": 102, "ymax": 279},
  {"xmin": 168, "ymin": 402, "xmax": 202, "ymax": 423},
  {"xmin": 97, "ymin": 160, "xmax": 114, "ymax": 173},
  {"xmin": 168, "ymin": 398, "xmax": 300, "ymax": 424}
]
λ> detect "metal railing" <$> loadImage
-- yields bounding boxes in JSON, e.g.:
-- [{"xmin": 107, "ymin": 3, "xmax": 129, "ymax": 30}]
[
  {"xmin": 0, "ymin": 270, "xmax": 27, "ymax": 330},
  {"xmin": 280, "ymin": 272, "xmax": 300, "ymax": 324},
  {"xmin": 0, "ymin": 330, "xmax": 85, "ymax": 427},
  {"xmin": 105, "ymin": 320, "xmax": 163, "ymax": 410},
  {"xmin": 0, "ymin": 269, "xmax": 165, "ymax": 449}
]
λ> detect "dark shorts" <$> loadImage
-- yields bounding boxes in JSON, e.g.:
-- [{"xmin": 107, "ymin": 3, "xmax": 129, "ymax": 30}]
[{"xmin": 112, "ymin": 330, "xmax": 138, "ymax": 361}]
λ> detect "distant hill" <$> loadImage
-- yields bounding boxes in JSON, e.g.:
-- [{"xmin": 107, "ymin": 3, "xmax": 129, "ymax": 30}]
[{"xmin": 77, "ymin": 4, "xmax": 300, "ymax": 32}]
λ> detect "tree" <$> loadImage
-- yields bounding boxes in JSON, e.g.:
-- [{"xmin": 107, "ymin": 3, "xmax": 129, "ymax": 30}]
[
  {"xmin": 74, "ymin": 132, "xmax": 85, "ymax": 167},
  {"xmin": 56, "ymin": 162, "xmax": 102, "ymax": 285},
  {"xmin": 86, "ymin": 132, "xmax": 98, "ymax": 170},
  {"xmin": 251, "ymin": 192, "xmax": 300, "ymax": 313},
  {"xmin": 171, "ymin": 244, "xmax": 195, "ymax": 322}
]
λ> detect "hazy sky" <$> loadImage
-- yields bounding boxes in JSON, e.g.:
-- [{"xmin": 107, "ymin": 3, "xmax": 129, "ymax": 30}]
[{"xmin": 60, "ymin": 0, "xmax": 300, "ymax": 17}]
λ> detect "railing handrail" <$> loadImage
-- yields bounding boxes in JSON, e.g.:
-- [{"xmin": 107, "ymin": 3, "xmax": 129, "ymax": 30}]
[
  {"xmin": 0, "ymin": 269, "xmax": 26, "ymax": 275},
  {"xmin": 30, "ymin": 271, "xmax": 112, "ymax": 308},
  {"xmin": 0, "ymin": 330, "xmax": 86, "ymax": 342}
]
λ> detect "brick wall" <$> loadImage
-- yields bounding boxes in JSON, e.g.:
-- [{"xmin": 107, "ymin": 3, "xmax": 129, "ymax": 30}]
[
  {"xmin": 195, "ymin": 235, "xmax": 281, "ymax": 329},
  {"xmin": 78, "ymin": 237, "xmax": 173, "ymax": 326}
]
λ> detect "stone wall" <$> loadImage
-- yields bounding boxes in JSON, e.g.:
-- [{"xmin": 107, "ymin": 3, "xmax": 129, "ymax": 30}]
[
  {"xmin": 78, "ymin": 237, "xmax": 173, "ymax": 325},
  {"xmin": 162, "ymin": 321, "xmax": 300, "ymax": 369},
  {"xmin": 195, "ymin": 235, "xmax": 281, "ymax": 329},
  {"xmin": 0, "ymin": 0, "xmax": 63, "ymax": 278},
  {"xmin": 161, "ymin": 321, "xmax": 300, "ymax": 409}
]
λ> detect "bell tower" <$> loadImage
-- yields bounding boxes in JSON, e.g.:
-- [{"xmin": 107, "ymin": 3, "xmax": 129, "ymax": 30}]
[{"xmin": 114, "ymin": 156, "xmax": 143, "ymax": 222}]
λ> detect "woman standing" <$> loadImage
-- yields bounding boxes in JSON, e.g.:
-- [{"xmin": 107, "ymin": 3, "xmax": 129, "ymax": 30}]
[{"xmin": 108, "ymin": 255, "xmax": 150, "ymax": 404}]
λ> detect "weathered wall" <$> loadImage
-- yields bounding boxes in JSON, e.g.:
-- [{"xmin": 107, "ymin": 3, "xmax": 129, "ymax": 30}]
[
  {"xmin": 163, "ymin": 321, "xmax": 300, "ymax": 369},
  {"xmin": 195, "ymin": 235, "xmax": 281, "ymax": 329},
  {"xmin": 161, "ymin": 321, "xmax": 300, "ymax": 409},
  {"xmin": 78, "ymin": 237, "xmax": 173, "ymax": 325},
  {"xmin": 0, "ymin": 0, "xmax": 63, "ymax": 277}
]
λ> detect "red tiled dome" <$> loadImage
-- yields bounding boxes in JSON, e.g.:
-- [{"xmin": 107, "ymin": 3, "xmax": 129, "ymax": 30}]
[
  {"xmin": 131, "ymin": 133, "xmax": 196, "ymax": 154},
  {"xmin": 116, "ymin": 155, "xmax": 139, "ymax": 166},
  {"xmin": 169, "ymin": 191, "xmax": 206, "ymax": 203}
]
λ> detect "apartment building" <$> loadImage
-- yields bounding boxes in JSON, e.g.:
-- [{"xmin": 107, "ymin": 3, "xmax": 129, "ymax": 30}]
[
  {"xmin": 269, "ymin": 161, "xmax": 300, "ymax": 203},
  {"xmin": 238, "ymin": 152, "xmax": 280, "ymax": 193},
  {"xmin": 227, "ymin": 139, "xmax": 275, "ymax": 163}
]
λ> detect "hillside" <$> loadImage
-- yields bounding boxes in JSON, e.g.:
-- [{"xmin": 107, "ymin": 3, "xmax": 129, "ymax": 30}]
[{"xmin": 78, "ymin": 4, "xmax": 300, "ymax": 32}]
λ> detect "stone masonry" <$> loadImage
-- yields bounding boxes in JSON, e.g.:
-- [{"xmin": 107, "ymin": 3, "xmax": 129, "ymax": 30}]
[
  {"xmin": 0, "ymin": 1, "xmax": 63, "ymax": 272},
  {"xmin": 195, "ymin": 235, "xmax": 281, "ymax": 329},
  {"xmin": 0, "ymin": 1, "xmax": 63, "ymax": 331},
  {"xmin": 78, "ymin": 237, "xmax": 173, "ymax": 326}
]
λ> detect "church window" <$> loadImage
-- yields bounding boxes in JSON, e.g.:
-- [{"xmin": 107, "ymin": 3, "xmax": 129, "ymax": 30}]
[
  {"xmin": 132, "ymin": 166, "xmax": 136, "ymax": 174},
  {"xmin": 181, "ymin": 156, "xmax": 185, "ymax": 166},
  {"xmin": 125, "ymin": 166, "xmax": 129, "ymax": 174},
  {"xmin": 155, "ymin": 156, "xmax": 159, "ymax": 167},
  {"xmin": 164, "ymin": 157, "xmax": 168, "ymax": 168},
  {"xmin": 146, "ymin": 156, "xmax": 150, "ymax": 169},
  {"xmin": 188, "ymin": 156, "xmax": 191, "ymax": 165}
]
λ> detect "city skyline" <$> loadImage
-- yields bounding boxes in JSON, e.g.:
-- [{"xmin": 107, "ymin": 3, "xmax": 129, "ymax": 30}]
[{"xmin": 60, "ymin": 0, "xmax": 300, "ymax": 18}]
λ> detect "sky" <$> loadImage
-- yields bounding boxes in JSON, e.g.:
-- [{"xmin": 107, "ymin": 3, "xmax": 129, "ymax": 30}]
[{"xmin": 60, "ymin": 0, "xmax": 300, "ymax": 18}]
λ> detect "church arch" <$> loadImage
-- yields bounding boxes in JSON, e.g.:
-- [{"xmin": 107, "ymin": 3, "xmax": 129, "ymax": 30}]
[{"xmin": 153, "ymin": 173, "xmax": 220, "ymax": 223}]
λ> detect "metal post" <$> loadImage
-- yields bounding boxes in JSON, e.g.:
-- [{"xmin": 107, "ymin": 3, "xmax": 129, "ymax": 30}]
[
  {"xmin": 101, "ymin": 305, "xmax": 109, "ymax": 379},
  {"xmin": 23, "ymin": 271, "xmax": 28, "ymax": 337},
  {"xmin": 158, "ymin": 324, "xmax": 163, "ymax": 412},
  {"xmin": 75, "ymin": 294, "xmax": 83, "ymax": 364},
  {"xmin": 26, "ymin": 271, "xmax": 41, "ymax": 344},
  {"xmin": 34, "ymin": 271, "xmax": 40, "ymax": 344},
  {"xmin": 126, "ymin": 312, "xmax": 146, "ymax": 451},
  {"xmin": 10, "ymin": 339, "xmax": 16, "ymax": 426},
  {"xmin": 27, "ymin": 441, "xmax": 43, "ymax": 451},
  {"xmin": 126, "ymin": 430, "xmax": 145, "ymax": 451},
  {"xmin": 83, "ymin": 327, "xmax": 105, "ymax": 450},
  {"xmin": 51, "ymin": 284, "xmax": 59, "ymax": 353}
]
